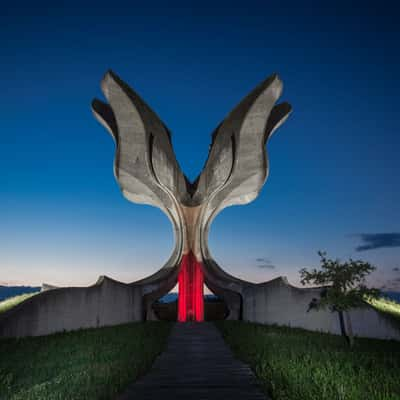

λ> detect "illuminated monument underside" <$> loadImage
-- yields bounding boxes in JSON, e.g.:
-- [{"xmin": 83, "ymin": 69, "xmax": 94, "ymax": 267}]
[
  {"xmin": 1, "ymin": 72, "xmax": 399, "ymax": 340},
  {"xmin": 91, "ymin": 71, "xmax": 292, "ymax": 322}
]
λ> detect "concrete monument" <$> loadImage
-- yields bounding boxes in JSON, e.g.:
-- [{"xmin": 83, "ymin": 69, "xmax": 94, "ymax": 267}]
[
  {"xmin": 91, "ymin": 71, "xmax": 291, "ymax": 322},
  {"xmin": 1, "ymin": 71, "xmax": 399, "ymax": 341}
]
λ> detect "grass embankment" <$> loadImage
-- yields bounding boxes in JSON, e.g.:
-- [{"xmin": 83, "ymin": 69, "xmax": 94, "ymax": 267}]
[
  {"xmin": 0, "ymin": 293, "xmax": 37, "ymax": 314},
  {"xmin": 368, "ymin": 296, "xmax": 400, "ymax": 320},
  {"xmin": 0, "ymin": 322, "xmax": 172, "ymax": 400},
  {"xmin": 216, "ymin": 321, "xmax": 400, "ymax": 400}
]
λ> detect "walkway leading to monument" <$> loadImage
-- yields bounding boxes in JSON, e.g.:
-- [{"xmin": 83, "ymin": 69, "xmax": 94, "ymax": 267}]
[{"xmin": 117, "ymin": 322, "xmax": 267, "ymax": 400}]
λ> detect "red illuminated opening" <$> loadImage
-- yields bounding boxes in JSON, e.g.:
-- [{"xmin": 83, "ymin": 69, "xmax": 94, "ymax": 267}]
[{"xmin": 177, "ymin": 251, "xmax": 204, "ymax": 322}]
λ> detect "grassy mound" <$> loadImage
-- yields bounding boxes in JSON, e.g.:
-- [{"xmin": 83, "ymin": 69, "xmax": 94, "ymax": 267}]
[
  {"xmin": 0, "ymin": 322, "xmax": 172, "ymax": 400},
  {"xmin": 368, "ymin": 296, "xmax": 400, "ymax": 320},
  {"xmin": 217, "ymin": 321, "xmax": 400, "ymax": 400},
  {"xmin": 0, "ymin": 293, "xmax": 38, "ymax": 314}
]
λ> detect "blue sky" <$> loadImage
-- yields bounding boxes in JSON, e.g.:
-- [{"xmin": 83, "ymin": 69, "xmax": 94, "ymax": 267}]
[{"xmin": 1, "ymin": 1, "xmax": 399, "ymax": 290}]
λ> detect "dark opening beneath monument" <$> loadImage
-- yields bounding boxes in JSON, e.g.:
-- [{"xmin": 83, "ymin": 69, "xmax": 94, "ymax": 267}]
[{"xmin": 152, "ymin": 285, "xmax": 228, "ymax": 321}]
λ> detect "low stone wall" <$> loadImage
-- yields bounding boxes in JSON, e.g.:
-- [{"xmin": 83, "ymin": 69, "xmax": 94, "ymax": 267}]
[
  {"xmin": 0, "ymin": 276, "xmax": 143, "ymax": 338},
  {"xmin": 1, "ymin": 274, "xmax": 398, "ymax": 340},
  {"xmin": 242, "ymin": 277, "xmax": 400, "ymax": 341}
]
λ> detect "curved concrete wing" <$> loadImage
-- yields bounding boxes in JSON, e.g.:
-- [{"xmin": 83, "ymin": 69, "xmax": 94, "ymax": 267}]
[
  {"xmin": 92, "ymin": 71, "xmax": 187, "ymax": 298},
  {"xmin": 197, "ymin": 75, "xmax": 291, "ymax": 296}
]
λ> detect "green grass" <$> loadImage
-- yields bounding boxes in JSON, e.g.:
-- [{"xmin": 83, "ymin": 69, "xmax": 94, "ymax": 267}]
[
  {"xmin": 368, "ymin": 297, "xmax": 400, "ymax": 320},
  {"xmin": 0, "ymin": 322, "xmax": 172, "ymax": 400},
  {"xmin": 216, "ymin": 321, "xmax": 400, "ymax": 400},
  {"xmin": 0, "ymin": 293, "xmax": 38, "ymax": 314}
]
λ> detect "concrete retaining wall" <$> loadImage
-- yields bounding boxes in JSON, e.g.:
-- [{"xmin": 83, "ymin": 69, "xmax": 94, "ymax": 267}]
[
  {"xmin": 242, "ymin": 277, "xmax": 400, "ymax": 340},
  {"xmin": 0, "ymin": 276, "xmax": 143, "ymax": 338},
  {"xmin": 1, "ymin": 274, "xmax": 398, "ymax": 341}
]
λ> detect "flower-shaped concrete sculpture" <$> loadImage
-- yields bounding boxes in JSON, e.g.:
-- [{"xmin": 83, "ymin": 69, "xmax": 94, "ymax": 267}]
[
  {"xmin": 92, "ymin": 71, "xmax": 291, "ymax": 321},
  {"xmin": 2, "ymin": 72, "xmax": 399, "ymax": 341}
]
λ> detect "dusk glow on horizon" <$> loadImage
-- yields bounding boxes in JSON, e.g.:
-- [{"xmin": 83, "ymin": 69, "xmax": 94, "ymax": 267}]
[{"xmin": 1, "ymin": 1, "xmax": 400, "ymax": 292}]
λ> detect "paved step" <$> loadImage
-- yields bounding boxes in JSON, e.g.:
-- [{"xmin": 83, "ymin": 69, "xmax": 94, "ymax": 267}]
[{"xmin": 117, "ymin": 322, "xmax": 267, "ymax": 400}]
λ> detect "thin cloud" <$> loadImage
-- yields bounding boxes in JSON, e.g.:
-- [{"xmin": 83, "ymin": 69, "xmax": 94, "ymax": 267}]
[
  {"xmin": 257, "ymin": 263, "xmax": 276, "ymax": 269},
  {"xmin": 354, "ymin": 233, "xmax": 400, "ymax": 252},
  {"xmin": 0, "ymin": 281, "xmax": 22, "ymax": 286},
  {"xmin": 385, "ymin": 278, "xmax": 400, "ymax": 290},
  {"xmin": 255, "ymin": 257, "xmax": 276, "ymax": 269}
]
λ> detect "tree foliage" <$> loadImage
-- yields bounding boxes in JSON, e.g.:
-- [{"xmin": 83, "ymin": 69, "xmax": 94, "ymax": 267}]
[{"xmin": 299, "ymin": 251, "xmax": 380, "ymax": 312}]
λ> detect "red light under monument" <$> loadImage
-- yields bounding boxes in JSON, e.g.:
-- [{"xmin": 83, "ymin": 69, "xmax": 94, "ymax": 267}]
[{"xmin": 178, "ymin": 252, "xmax": 204, "ymax": 322}]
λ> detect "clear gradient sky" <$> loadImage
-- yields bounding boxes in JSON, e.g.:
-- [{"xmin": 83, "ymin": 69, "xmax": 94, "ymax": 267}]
[{"xmin": 1, "ymin": 1, "xmax": 399, "ymax": 290}]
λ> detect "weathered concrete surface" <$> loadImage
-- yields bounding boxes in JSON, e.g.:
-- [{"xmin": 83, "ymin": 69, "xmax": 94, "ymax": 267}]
[
  {"xmin": 241, "ymin": 277, "xmax": 400, "ymax": 340},
  {"xmin": 117, "ymin": 323, "xmax": 266, "ymax": 400},
  {"xmin": 92, "ymin": 70, "xmax": 291, "ymax": 258},
  {"xmin": 0, "ymin": 262, "xmax": 182, "ymax": 338},
  {"xmin": 0, "ymin": 277, "xmax": 143, "ymax": 338},
  {"xmin": 200, "ymin": 256, "xmax": 400, "ymax": 340}
]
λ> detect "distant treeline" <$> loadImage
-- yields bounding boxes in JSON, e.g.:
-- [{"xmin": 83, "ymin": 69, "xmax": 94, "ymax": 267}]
[
  {"xmin": 384, "ymin": 291, "xmax": 400, "ymax": 303},
  {"xmin": 0, "ymin": 286, "xmax": 41, "ymax": 302}
]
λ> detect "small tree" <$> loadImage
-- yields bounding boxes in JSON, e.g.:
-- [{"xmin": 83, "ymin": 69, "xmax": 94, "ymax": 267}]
[{"xmin": 299, "ymin": 251, "xmax": 380, "ymax": 346}]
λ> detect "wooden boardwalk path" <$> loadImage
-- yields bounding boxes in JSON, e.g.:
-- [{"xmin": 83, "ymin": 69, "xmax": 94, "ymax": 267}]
[{"xmin": 117, "ymin": 322, "xmax": 267, "ymax": 400}]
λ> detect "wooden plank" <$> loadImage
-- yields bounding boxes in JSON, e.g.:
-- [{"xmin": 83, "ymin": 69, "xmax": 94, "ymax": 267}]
[{"xmin": 117, "ymin": 322, "xmax": 267, "ymax": 400}]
